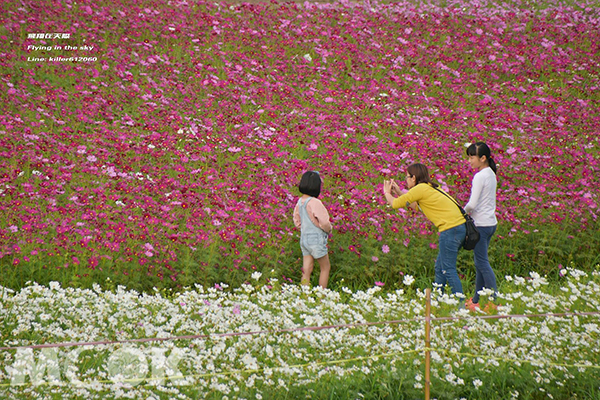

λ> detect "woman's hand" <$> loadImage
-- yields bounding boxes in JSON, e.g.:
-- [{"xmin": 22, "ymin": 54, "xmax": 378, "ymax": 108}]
[
  {"xmin": 390, "ymin": 179, "xmax": 403, "ymax": 196},
  {"xmin": 383, "ymin": 180, "xmax": 396, "ymax": 207},
  {"xmin": 383, "ymin": 180, "xmax": 392, "ymax": 195}
]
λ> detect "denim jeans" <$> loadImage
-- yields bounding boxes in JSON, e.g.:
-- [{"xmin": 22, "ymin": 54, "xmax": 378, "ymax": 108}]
[
  {"xmin": 434, "ymin": 223, "xmax": 466, "ymax": 299},
  {"xmin": 472, "ymin": 225, "xmax": 498, "ymax": 304}
]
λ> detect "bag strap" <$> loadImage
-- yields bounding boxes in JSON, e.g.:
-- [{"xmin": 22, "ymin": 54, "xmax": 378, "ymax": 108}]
[{"xmin": 431, "ymin": 185, "xmax": 468, "ymax": 219}]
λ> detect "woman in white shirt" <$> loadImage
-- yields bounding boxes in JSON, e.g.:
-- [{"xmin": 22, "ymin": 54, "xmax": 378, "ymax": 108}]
[{"xmin": 464, "ymin": 142, "xmax": 498, "ymax": 311}]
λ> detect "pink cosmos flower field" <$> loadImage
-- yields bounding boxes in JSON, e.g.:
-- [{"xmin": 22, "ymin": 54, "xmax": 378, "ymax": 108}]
[{"xmin": 1, "ymin": 0, "xmax": 599, "ymax": 290}]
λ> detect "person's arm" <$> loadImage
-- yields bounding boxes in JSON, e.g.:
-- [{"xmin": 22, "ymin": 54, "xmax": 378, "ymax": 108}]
[
  {"xmin": 308, "ymin": 200, "xmax": 332, "ymax": 234},
  {"xmin": 464, "ymin": 174, "xmax": 483, "ymax": 214},
  {"xmin": 293, "ymin": 202, "xmax": 301, "ymax": 228},
  {"xmin": 390, "ymin": 179, "xmax": 403, "ymax": 197},
  {"xmin": 384, "ymin": 180, "xmax": 420, "ymax": 210}
]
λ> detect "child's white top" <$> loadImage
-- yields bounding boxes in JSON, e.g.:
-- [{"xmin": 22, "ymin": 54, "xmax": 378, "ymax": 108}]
[{"xmin": 464, "ymin": 167, "xmax": 498, "ymax": 227}]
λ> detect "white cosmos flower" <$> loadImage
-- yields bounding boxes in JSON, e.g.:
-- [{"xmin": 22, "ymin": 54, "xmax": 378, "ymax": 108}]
[
  {"xmin": 2, "ymin": 270, "xmax": 599, "ymax": 397},
  {"xmin": 251, "ymin": 271, "xmax": 262, "ymax": 280},
  {"xmin": 403, "ymin": 274, "xmax": 415, "ymax": 286}
]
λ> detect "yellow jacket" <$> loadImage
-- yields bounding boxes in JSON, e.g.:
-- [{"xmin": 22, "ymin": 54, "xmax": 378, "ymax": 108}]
[{"xmin": 392, "ymin": 183, "xmax": 465, "ymax": 232}]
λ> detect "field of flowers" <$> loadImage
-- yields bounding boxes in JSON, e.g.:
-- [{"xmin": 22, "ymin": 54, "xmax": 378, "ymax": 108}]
[
  {"xmin": 3, "ymin": 1, "xmax": 600, "ymax": 397},
  {"xmin": 1, "ymin": 0, "xmax": 600, "ymax": 292},
  {"xmin": 1, "ymin": 268, "xmax": 599, "ymax": 399}
]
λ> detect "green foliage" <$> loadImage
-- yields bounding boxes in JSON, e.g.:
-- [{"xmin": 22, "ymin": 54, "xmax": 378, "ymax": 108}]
[{"xmin": 2, "ymin": 219, "xmax": 599, "ymax": 297}]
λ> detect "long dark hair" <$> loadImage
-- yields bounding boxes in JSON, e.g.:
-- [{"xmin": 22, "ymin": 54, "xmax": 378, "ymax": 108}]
[
  {"xmin": 466, "ymin": 142, "xmax": 497, "ymax": 174},
  {"xmin": 406, "ymin": 163, "xmax": 439, "ymax": 188}
]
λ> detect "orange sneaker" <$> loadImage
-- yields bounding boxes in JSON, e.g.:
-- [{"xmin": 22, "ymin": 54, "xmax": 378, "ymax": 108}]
[
  {"xmin": 483, "ymin": 302, "xmax": 500, "ymax": 313},
  {"xmin": 466, "ymin": 298, "xmax": 481, "ymax": 312}
]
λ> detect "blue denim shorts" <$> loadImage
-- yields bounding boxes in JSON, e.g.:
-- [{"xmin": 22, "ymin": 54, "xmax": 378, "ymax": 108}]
[{"xmin": 300, "ymin": 232, "xmax": 328, "ymax": 259}]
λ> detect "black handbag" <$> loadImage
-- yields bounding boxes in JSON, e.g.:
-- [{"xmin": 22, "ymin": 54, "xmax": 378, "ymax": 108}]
[{"xmin": 433, "ymin": 186, "xmax": 480, "ymax": 250}]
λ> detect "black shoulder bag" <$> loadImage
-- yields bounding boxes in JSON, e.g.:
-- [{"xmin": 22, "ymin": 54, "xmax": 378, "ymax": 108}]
[{"xmin": 433, "ymin": 186, "xmax": 480, "ymax": 251}]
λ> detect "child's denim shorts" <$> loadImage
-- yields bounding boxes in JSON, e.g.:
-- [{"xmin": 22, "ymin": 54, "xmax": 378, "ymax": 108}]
[{"xmin": 300, "ymin": 232, "xmax": 328, "ymax": 259}]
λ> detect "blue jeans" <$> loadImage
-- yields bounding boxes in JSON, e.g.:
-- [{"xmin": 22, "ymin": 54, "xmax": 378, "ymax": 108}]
[
  {"xmin": 472, "ymin": 225, "xmax": 498, "ymax": 304},
  {"xmin": 434, "ymin": 223, "xmax": 466, "ymax": 298}
]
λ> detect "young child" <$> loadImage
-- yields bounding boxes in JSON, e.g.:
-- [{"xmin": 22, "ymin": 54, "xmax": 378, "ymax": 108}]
[{"xmin": 293, "ymin": 171, "xmax": 332, "ymax": 288}]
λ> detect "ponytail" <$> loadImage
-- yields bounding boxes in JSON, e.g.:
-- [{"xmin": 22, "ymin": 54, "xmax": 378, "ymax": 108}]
[{"xmin": 488, "ymin": 157, "xmax": 497, "ymax": 175}]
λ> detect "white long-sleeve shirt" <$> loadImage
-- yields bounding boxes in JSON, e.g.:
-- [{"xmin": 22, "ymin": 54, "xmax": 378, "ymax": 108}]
[{"xmin": 464, "ymin": 167, "xmax": 498, "ymax": 227}]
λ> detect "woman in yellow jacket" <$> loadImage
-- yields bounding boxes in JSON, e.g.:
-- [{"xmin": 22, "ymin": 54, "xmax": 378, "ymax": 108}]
[{"xmin": 383, "ymin": 163, "xmax": 466, "ymax": 303}]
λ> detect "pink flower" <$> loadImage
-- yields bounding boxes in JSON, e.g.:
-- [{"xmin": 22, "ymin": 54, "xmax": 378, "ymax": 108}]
[
  {"xmin": 3, "ymin": 2, "xmax": 596, "ymax": 290},
  {"xmin": 372, "ymin": 256, "xmax": 379, "ymax": 262},
  {"xmin": 375, "ymin": 281, "xmax": 384, "ymax": 287}
]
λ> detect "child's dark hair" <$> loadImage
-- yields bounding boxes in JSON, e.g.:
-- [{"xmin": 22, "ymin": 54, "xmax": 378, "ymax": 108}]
[
  {"xmin": 298, "ymin": 171, "xmax": 321, "ymax": 198},
  {"xmin": 407, "ymin": 163, "xmax": 439, "ymax": 188},
  {"xmin": 466, "ymin": 142, "xmax": 497, "ymax": 174}
]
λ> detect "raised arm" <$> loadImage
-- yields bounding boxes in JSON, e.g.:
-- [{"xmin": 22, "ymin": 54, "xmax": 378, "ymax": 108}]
[{"xmin": 384, "ymin": 180, "xmax": 419, "ymax": 210}]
